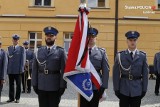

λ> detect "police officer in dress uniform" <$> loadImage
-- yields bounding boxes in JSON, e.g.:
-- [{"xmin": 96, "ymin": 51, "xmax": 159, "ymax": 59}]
[
  {"xmin": 32, "ymin": 26, "xmax": 67, "ymax": 107},
  {"xmin": 6, "ymin": 35, "xmax": 26, "ymax": 103},
  {"xmin": 80, "ymin": 27, "xmax": 110, "ymax": 107},
  {"xmin": 21, "ymin": 41, "xmax": 34, "ymax": 93},
  {"xmin": 153, "ymin": 52, "xmax": 160, "ymax": 96},
  {"xmin": 113, "ymin": 31, "xmax": 149, "ymax": 107},
  {"xmin": 0, "ymin": 42, "xmax": 8, "ymax": 102}
]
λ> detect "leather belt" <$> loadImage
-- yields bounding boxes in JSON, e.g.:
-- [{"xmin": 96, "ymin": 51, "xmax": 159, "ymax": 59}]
[
  {"xmin": 121, "ymin": 74, "xmax": 142, "ymax": 80},
  {"xmin": 39, "ymin": 70, "xmax": 60, "ymax": 75}
]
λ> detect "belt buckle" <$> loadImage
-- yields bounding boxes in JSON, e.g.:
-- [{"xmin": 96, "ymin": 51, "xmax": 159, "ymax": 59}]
[
  {"xmin": 129, "ymin": 74, "xmax": 133, "ymax": 80},
  {"xmin": 44, "ymin": 70, "xmax": 48, "ymax": 74}
]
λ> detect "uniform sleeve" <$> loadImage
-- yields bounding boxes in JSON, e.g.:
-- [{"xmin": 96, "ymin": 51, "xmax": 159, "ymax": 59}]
[
  {"xmin": 142, "ymin": 54, "xmax": 149, "ymax": 92},
  {"xmin": 31, "ymin": 54, "xmax": 38, "ymax": 87},
  {"xmin": 20, "ymin": 47, "xmax": 26, "ymax": 73},
  {"xmin": 0, "ymin": 51, "xmax": 8, "ymax": 80},
  {"xmin": 30, "ymin": 51, "xmax": 34, "ymax": 66},
  {"xmin": 60, "ymin": 49, "xmax": 67, "ymax": 88},
  {"xmin": 6, "ymin": 48, "xmax": 9, "ymax": 56},
  {"xmin": 153, "ymin": 53, "xmax": 158, "ymax": 73},
  {"xmin": 101, "ymin": 51, "xmax": 110, "ymax": 89},
  {"xmin": 113, "ymin": 53, "xmax": 121, "ymax": 91}
]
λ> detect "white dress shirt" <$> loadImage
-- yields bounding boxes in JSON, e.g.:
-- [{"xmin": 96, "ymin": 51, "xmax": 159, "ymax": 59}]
[{"xmin": 128, "ymin": 48, "xmax": 137, "ymax": 58}]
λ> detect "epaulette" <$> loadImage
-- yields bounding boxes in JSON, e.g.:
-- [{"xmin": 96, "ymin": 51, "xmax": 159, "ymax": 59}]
[
  {"xmin": 38, "ymin": 46, "xmax": 45, "ymax": 50},
  {"xmin": 56, "ymin": 46, "xmax": 64, "ymax": 50},
  {"xmin": 156, "ymin": 52, "xmax": 160, "ymax": 55},
  {"xmin": 19, "ymin": 46, "xmax": 24, "ymax": 49},
  {"xmin": 98, "ymin": 47, "xmax": 106, "ymax": 52},
  {"xmin": 37, "ymin": 46, "xmax": 42, "ymax": 49},
  {"xmin": 139, "ymin": 51, "xmax": 146, "ymax": 55},
  {"xmin": 8, "ymin": 46, "xmax": 12, "ymax": 48},
  {"xmin": 0, "ymin": 49, "xmax": 4, "ymax": 52},
  {"xmin": 36, "ymin": 46, "xmax": 45, "ymax": 52},
  {"xmin": 118, "ymin": 50, "xmax": 125, "ymax": 53}
]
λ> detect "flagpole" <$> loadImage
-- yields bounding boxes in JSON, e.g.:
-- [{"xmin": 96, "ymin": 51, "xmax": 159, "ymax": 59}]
[
  {"xmin": 78, "ymin": 0, "xmax": 87, "ymax": 105},
  {"xmin": 77, "ymin": 1, "xmax": 87, "ymax": 107},
  {"xmin": 80, "ymin": 0, "xmax": 86, "ymax": 4},
  {"xmin": 80, "ymin": 0, "xmax": 87, "ymax": 7}
]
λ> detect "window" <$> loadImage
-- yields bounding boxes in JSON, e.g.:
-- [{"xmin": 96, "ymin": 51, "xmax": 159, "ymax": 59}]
[
  {"xmin": 88, "ymin": 0, "xmax": 105, "ymax": 8},
  {"xmin": 29, "ymin": 32, "xmax": 42, "ymax": 52},
  {"xmin": 35, "ymin": 0, "xmax": 51, "ymax": 6},
  {"xmin": 64, "ymin": 32, "xmax": 73, "ymax": 53},
  {"xmin": 158, "ymin": 0, "xmax": 160, "ymax": 9}
]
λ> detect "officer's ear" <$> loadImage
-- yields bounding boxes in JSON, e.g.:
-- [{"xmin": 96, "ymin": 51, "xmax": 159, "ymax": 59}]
[
  {"xmin": 92, "ymin": 36, "xmax": 97, "ymax": 40},
  {"xmin": 54, "ymin": 36, "xmax": 57, "ymax": 39},
  {"xmin": 126, "ymin": 39, "xmax": 129, "ymax": 43}
]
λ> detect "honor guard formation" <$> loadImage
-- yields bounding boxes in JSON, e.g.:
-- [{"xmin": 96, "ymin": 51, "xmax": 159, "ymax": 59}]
[{"xmin": 0, "ymin": 26, "xmax": 159, "ymax": 107}]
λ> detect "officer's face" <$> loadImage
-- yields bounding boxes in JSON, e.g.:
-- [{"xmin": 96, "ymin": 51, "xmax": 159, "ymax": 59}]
[
  {"xmin": 88, "ymin": 35, "xmax": 96, "ymax": 46},
  {"xmin": 45, "ymin": 34, "xmax": 57, "ymax": 46},
  {"xmin": 12, "ymin": 39, "xmax": 19, "ymax": 45},
  {"xmin": 24, "ymin": 45, "xmax": 28, "ymax": 49},
  {"xmin": 127, "ymin": 38, "xmax": 137, "ymax": 49}
]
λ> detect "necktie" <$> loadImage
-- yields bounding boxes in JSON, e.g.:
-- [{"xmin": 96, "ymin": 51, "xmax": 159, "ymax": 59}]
[
  {"xmin": 89, "ymin": 48, "xmax": 92, "ymax": 55},
  {"xmin": 130, "ymin": 52, "xmax": 133, "ymax": 60},
  {"xmin": 48, "ymin": 48, "xmax": 50, "ymax": 54},
  {"xmin": 13, "ymin": 46, "xmax": 15, "ymax": 51}
]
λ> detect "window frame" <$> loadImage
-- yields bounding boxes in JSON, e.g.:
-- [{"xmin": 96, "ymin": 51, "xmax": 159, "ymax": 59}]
[
  {"xmin": 33, "ymin": 0, "xmax": 52, "ymax": 7},
  {"xmin": 63, "ymin": 32, "xmax": 73, "ymax": 54},
  {"xmin": 87, "ymin": 0, "xmax": 109, "ymax": 8},
  {"xmin": 28, "ymin": 32, "xmax": 42, "ymax": 52},
  {"xmin": 158, "ymin": 0, "xmax": 160, "ymax": 9}
]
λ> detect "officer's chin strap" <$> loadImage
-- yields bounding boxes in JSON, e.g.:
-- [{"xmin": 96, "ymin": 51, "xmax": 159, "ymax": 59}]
[{"xmin": 118, "ymin": 53, "xmax": 131, "ymax": 71}]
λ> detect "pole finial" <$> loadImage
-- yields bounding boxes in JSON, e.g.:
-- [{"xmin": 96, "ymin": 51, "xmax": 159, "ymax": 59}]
[
  {"xmin": 80, "ymin": 0, "xmax": 86, "ymax": 4},
  {"xmin": 80, "ymin": 0, "xmax": 87, "ymax": 7}
]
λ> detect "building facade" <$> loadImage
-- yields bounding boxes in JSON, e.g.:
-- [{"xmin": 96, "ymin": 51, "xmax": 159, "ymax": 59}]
[{"xmin": 0, "ymin": 0, "xmax": 160, "ymax": 75}]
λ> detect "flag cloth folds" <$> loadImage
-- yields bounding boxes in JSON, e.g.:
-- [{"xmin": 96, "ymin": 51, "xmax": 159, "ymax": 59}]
[{"xmin": 64, "ymin": 5, "xmax": 104, "ymax": 101}]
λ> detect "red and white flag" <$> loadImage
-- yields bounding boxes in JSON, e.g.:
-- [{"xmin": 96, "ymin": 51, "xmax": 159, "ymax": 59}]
[{"xmin": 64, "ymin": 5, "xmax": 106, "ymax": 101}]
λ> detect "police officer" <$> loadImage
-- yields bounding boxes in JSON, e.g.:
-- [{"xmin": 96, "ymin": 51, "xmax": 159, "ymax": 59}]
[
  {"xmin": 21, "ymin": 41, "xmax": 34, "ymax": 93},
  {"xmin": 153, "ymin": 52, "xmax": 160, "ymax": 96},
  {"xmin": 6, "ymin": 35, "xmax": 26, "ymax": 103},
  {"xmin": 0, "ymin": 42, "xmax": 8, "ymax": 102},
  {"xmin": 32, "ymin": 26, "xmax": 67, "ymax": 107},
  {"xmin": 80, "ymin": 27, "xmax": 110, "ymax": 107},
  {"xmin": 113, "ymin": 31, "xmax": 149, "ymax": 107}
]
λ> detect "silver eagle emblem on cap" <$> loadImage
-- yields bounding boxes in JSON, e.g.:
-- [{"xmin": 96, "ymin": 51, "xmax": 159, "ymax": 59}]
[
  {"xmin": 131, "ymin": 31, "xmax": 135, "ymax": 34},
  {"xmin": 48, "ymin": 26, "xmax": 51, "ymax": 30}
]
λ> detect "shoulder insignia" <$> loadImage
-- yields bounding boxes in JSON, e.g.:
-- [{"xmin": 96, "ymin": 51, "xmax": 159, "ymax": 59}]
[
  {"xmin": 118, "ymin": 50, "xmax": 125, "ymax": 53},
  {"xmin": 8, "ymin": 46, "xmax": 12, "ymax": 48},
  {"xmin": 0, "ymin": 49, "xmax": 5, "ymax": 53},
  {"xmin": 139, "ymin": 51, "xmax": 146, "ymax": 55},
  {"xmin": 56, "ymin": 46, "xmax": 64, "ymax": 50},
  {"xmin": 98, "ymin": 47, "xmax": 106, "ymax": 52},
  {"xmin": 39, "ymin": 46, "xmax": 45, "ymax": 49}
]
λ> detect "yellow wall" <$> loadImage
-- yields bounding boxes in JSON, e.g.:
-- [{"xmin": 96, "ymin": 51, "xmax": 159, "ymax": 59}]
[
  {"xmin": 0, "ymin": 0, "xmax": 160, "ymax": 76},
  {"xmin": 118, "ymin": 20, "xmax": 160, "ymax": 65},
  {"xmin": 119, "ymin": 0, "xmax": 160, "ymax": 19}
]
